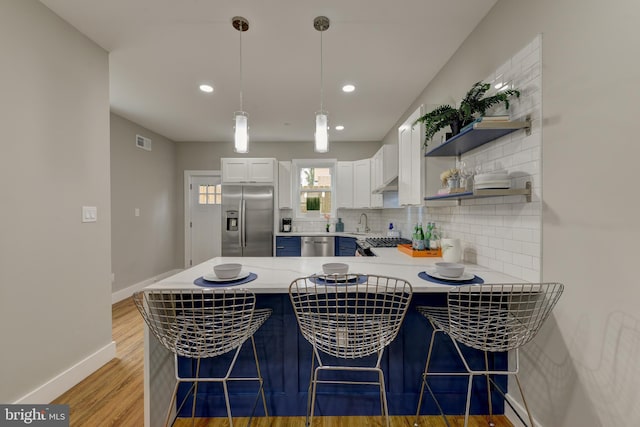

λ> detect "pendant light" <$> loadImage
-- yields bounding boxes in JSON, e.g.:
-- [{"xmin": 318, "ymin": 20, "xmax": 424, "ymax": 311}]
[
  {"xmin": 232, "ymin": 16, "xmax": 249, "ymax": 153},
  {"xmin": 314, "ymin": 16, "xmax": 330, "ymax": 153}
]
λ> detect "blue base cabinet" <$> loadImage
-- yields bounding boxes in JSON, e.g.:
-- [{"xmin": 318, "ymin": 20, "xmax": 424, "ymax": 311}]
[
  {"xmin": 275, "ymin": 236, "xmax": 301, "ymax": 256},
  {"xmin": 335, "ymin": 236, "xmax": 357, "ymax": 256},
  {"xmin": 177, "ymin": 293, "xmax": 506, "ymax": 418}
]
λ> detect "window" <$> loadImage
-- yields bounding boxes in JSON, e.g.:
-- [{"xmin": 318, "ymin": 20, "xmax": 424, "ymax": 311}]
[
  {"xmin": 292, "ymin": 159, "xmax": 336, "ymax": 220},
  {"xmin": 198, "ymin": 184, "xmax": 221, "ymax": 205}
]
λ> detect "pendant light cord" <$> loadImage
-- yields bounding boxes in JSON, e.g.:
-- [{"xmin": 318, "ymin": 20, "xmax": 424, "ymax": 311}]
[
  {"xmin": 320, "ymin": 29, "xmax": 324, "ymax": 112},
  {"xmin": 239, "ymin": 26, "xmax": 243, "ymax": 112}
]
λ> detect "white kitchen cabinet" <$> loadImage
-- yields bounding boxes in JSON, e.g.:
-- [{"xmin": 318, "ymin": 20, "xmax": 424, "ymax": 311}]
[
  {"xmin": 398, "ymin": 107, "xmax": 424, "ymax": 206},
  {"xmin": 353, "ymin": 159, "xmax": 371, "ymax": 208},
  {"xmin": 278, "ymin": 161, "xmax": 292, "ymax": 209},
  {"xmin": 371, "ymin": 144, "xmax": 398, "ymax": 193},
  {"xmin": 221, "ymin": 158, "xmax": 275, "ymax": 183},
  {"xmin": 398, "ymin": 107, "xmax": 455, "ymax": 207},
  {"xmin": 370, "ymin": 157, "xmax": 383, "ymax": 208},
  {"xmin": 336, "ymin": 161, "xmax": 354, "ymax": 208},
  {"xmin": 337, "ymin": 157, "xmax": 384, "ymax": 209}
]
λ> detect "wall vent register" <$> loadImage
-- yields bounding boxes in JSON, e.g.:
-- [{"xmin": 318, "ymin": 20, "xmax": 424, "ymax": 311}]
[{"xmin": 136, "ymin": 134, "xmax": 152, "ymax": 151}]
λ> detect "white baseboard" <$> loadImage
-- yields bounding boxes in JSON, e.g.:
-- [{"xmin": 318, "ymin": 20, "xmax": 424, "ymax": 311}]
[
  {"xmin": 13, "ymin": 341, "xmax": 116, "ymax": 404},
  {"xmin": 111, "ymin": 269, "xmax": 182, "ymax": 304},
  {"xmin": 505, "ymin": 392, "xmax": 544, "ymax": 427}
]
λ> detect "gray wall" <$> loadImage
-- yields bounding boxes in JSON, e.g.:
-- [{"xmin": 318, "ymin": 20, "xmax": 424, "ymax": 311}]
[
  {"xmin": 385, "ymin": 0, "xmax": 640, "ymax": 425},
  {"xmin": 0, "ymin": 0, "xmax": 112, "ymax": 402},
  {"xmin": 110, "ymin": 113, "xmax": 180, "ymax": 293},
  {"xmin": 175, "ymin": 140, "xmax": 381, "ymax": 266}
]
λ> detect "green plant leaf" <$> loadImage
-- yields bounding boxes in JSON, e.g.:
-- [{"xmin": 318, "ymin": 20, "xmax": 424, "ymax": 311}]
[{"xmin": 414, "ymin": 81, "xmax": 520, "ymax": 147}]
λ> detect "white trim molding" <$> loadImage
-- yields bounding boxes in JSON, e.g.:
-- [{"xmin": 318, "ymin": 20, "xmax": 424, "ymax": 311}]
[
  {"xmin": 505, "ymin": 392, "xmax": 544, "ymax": 427},
  {"xmin": 111, "ymin": 269, "xmax": 182, "ymax": 304},
  {"xmin": 13, "ymin": 341, "xmax": 116, "ymax": 404}
]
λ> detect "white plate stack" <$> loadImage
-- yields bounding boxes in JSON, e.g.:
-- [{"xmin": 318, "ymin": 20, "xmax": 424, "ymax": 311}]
[{"xmin": 474, "ymin": 171, "xmax": 511, "ymax": 189}]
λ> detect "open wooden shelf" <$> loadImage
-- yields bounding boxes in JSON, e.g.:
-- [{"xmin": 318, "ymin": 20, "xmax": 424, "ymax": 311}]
[
  {"xmin": 425, "ymin": 182, "xmax": 532, "ymax": 203},
  {"xmin": 425, "ymin": 120, "xmax": 530, "ymax": 157}
]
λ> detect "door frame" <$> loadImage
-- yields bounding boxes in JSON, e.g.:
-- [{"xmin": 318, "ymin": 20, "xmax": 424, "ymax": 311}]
[{"xmin": 184, "ymin": 170, "xmax": 221, "ymax": 268}]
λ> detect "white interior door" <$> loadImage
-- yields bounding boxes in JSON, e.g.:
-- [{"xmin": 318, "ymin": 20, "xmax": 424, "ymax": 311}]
[{"xmin": 188, "ymin": 174, "xmax": 222, "ymax": 266}]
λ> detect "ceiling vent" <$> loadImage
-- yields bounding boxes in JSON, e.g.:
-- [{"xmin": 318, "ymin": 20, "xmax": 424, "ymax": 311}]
[{"xmin": 136, "ymin": 134, "xmax": 152, "ymax": 151}]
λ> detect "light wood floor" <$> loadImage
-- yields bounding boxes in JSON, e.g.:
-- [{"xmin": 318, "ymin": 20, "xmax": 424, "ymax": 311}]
[{"xmin": 52, "ymin": 297, "xmax": 512, "ymax": 427}]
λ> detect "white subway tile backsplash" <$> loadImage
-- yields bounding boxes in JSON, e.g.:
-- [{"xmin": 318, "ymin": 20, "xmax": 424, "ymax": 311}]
[
  {"xmin": 495, "ymin": 249, "xmax": 514, "ymax": 264},
  {"xmin": 521, "ymin": 50, "xmax": 540, "ymax": 75},
  {"xmin": 522, "ymin": 242, "xmax": 541, "ymax": 257},
  {"xmin": 531, "ymin": 231, "xmax": 541, "ymax": 243},
  {"xmin": 503, "ymin": 263, "xmax": 523, "ymax": 279},
  {"xmin": 488, "ymin": 216, "xmax": 504, "ymax": 227},
  {"xmin": 488, "ymin": 237, "xmax": 504, "ymax": 249},
  {"xmin": 518, "ymin": 215, "xmax": 540, "ymax": 229},
  {"xmin": 521, "ymin": 267, "xmax": 541, "ymax": 283},
  {"xmin": 475, "ymin": 235, "xmax": 489, "ymax": 246},
  {"xmin": 481, "ymin": 226, "xmax": 496, "ymax": 237},
  {"xmin": 496, "ymin": 204, "xmax": 511, "ymax": 216},
  {"xmin": 513, "ymin": 253, "xmax": 533, "ymax": 269},
  {"xmin": 495, "ymin": 227, "xmax": 514, "ymax": 239},
  {"xmin": 487, "ymin": 258, "xmax": 505, "ymax": 272},
  {"xmin": 511, "ymin": 43, "xmax": 532, "ymax": 65},
  {"xmin": 522, "ymin": 132, "xmax": 541, "ymax": 150},
  {"xmin": 512, "ymin": 228, "xmax": 534, "ymax": 242},
  {"xmin": 382, "ymin": 35, "xmax": 542, "ymax": 282},
  {"xmin": 480, "ymin": 246, "xmax": 496, "ymax": 259},
  {"xmin": 504, "ymin": 239, "xmax": 523, "ymax": 253},
  {"xmin": 502, "ymin": 140, "xmax": 523, "ymax": 156}
]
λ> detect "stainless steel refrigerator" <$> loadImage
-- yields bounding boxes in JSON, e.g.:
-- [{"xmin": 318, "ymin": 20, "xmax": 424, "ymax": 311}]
[{"xmin": 221, "ymin": 185, "xmax": 274, "ymax": 256}]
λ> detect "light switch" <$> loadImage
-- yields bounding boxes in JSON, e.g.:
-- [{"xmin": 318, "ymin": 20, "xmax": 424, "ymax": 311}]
[
  {"xmin": 82, "ymin": 206, "xmax": 97, "ymax": 223},
  {"xmin": 135, "ymin": 208, "xmax": 140, "ymax": 217}
]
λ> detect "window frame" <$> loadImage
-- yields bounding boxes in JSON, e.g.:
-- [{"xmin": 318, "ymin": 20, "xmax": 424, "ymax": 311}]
[
  {"xmin": 197, "ymin": 183, "xmax": 222, "ymax": 205},
  {"xmin": 291, "ymin": 159, "xmax": 337, "ymax": 221}
]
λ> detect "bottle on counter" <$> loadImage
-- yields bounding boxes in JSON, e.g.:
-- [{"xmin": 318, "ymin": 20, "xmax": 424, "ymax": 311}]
[
  {"xmin": 335, "ymin": 218, "xmax": 344, "ymax": 232},
  {"xmin": 412, "ymin": 224, "xmax": 419, "ymax": 249},
  {"xmin": 416, "ymin": 224, "xmax": 425, "ymax": 250},
  {"xmin": 429, "ymin": 223, "xmax": 440, "ymax": 250},
  {"xmin": 424, "ymin": 222, "xmax": 432, "ymax": 250}
]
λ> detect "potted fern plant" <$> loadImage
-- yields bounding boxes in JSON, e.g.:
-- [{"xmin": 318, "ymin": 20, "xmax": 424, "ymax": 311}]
[{"xmin": 414, "ymin": 81, "xmax": 520, "ymax": 146}]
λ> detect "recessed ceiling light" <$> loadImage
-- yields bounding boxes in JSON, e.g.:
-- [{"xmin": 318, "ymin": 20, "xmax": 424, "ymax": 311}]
[
  {"xmin": 335, "ymin": 125, "xmax": 345, "ymax": 131},
  {"xmin": 199, "ymin": 84, "xmax": 214, "ymax": 93},
  {"xmin": 342, "ymin": 84, "xmax": 355, "ymax": 93}
]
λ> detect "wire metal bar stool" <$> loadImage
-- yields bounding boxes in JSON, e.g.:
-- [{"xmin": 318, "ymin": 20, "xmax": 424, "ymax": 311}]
[
  {"xmin": 289, "ymin": 274, "xmax": 413, "ymax": 427},
  {"xmin": 133, "ymin": 288, "xmax": 271, "ymax": 427},
  {"xmin": 413, "ymin": 282, "xmax": 563, "ymax": 427}
]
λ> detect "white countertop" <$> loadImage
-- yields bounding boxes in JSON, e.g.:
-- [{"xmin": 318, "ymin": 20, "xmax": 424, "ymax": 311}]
[
  {"xmin": 275, "ymin": 232, "xmax": 383, "ymax": 238},
  {"xmin": 150, "ymin": 248, "xmax": 523, "ymax": 293}
]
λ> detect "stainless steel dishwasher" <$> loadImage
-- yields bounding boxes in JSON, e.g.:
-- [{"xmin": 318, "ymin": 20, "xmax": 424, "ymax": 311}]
[{"xmin": 301, "ymin": 236, "xmax": 335, "ymax": 257}]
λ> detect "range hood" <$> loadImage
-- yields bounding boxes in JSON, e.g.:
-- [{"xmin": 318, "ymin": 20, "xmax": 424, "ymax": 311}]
[
  {"xmin": 372, "ymin": 176, "xmax": 398, "ymax": 193},
  {"xmin": 371, "ymin": 144, "xmax": 399, "ymax": 193}
]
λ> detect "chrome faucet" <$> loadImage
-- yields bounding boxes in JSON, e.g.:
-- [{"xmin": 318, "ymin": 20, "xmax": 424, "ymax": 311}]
[{"xmin": 359, "ymin": 213, "xmax": 370, "ymax": 233}]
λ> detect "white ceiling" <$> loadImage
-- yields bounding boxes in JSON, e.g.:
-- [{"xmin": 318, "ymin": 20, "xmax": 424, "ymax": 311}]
[{"xmin": 40, "ymin": 0, "xmax": 496, "ymax": 143}]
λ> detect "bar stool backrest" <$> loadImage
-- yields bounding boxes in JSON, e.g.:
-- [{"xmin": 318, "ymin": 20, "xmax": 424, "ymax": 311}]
[
  {"xmin": 446, "ymin": 283, "xmax": 564, "ymax": 352},
  {"xmin": 133, "ymin": 288, "xmax": 257, "ymax": 359},
  {"xmin": 289, "ymin": 274, "xmax": 413, "ymax": 359}
]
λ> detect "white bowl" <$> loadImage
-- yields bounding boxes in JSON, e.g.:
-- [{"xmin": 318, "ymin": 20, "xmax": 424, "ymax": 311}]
[
  {"xmin": 435, "ymin": 262, "xmax": 465, "ymax": 278},
  {"xmin": 322, "ymin": 263, "xmax": 349, "ymax": 275},
  {"xmin": 213, "ymin": 263, "xmax": 242, "ymax": 279}
]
